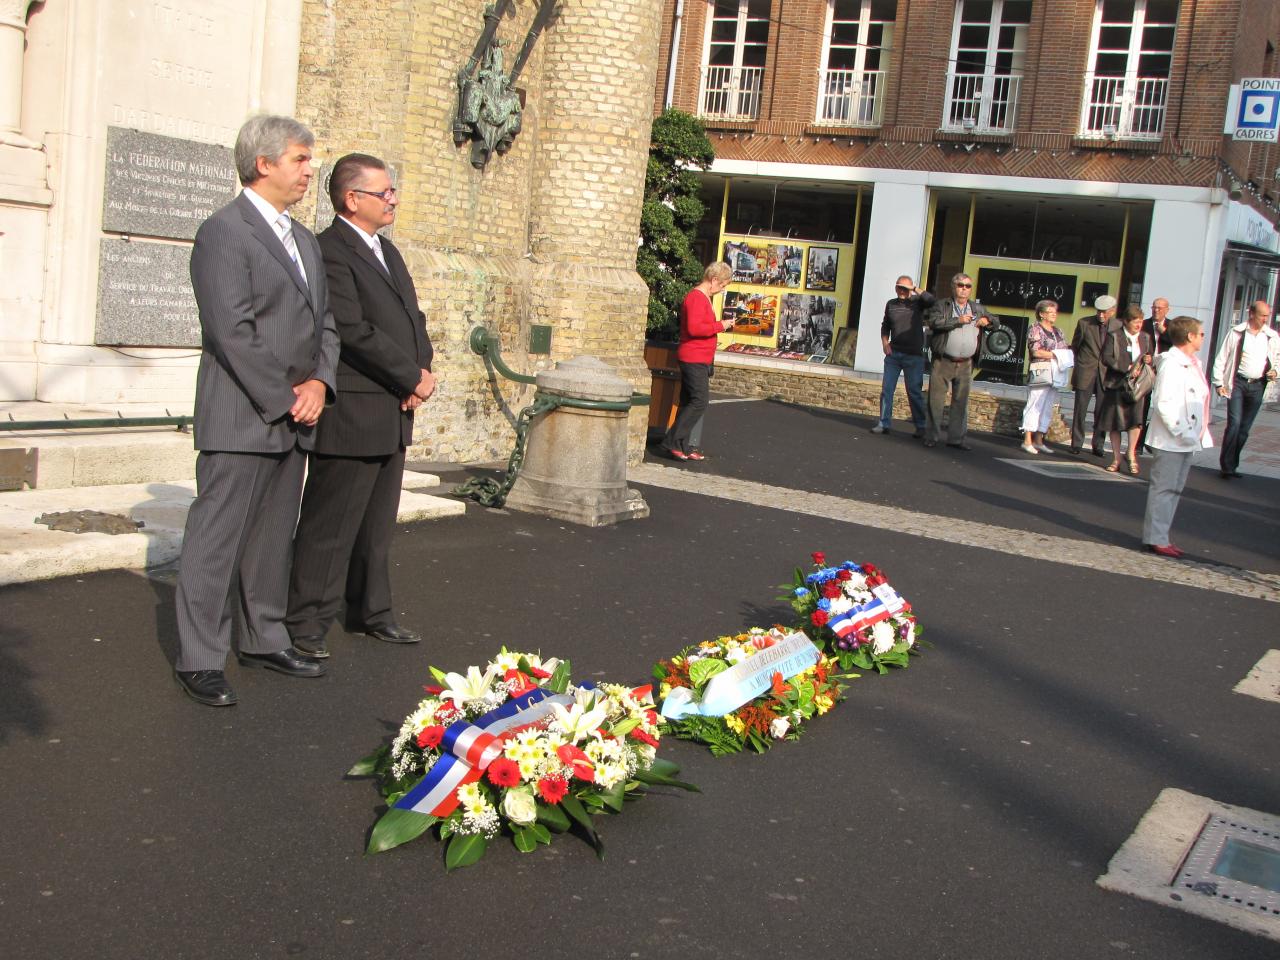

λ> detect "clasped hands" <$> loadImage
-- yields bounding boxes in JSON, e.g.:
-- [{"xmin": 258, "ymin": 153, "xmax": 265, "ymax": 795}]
[
  {"xmin": 401, "ymin": 368, "xmax": 435, "ymax": 412},
  {"xmin": 289, "ymin": 379, "xmax": 327, "ymax": 426}
]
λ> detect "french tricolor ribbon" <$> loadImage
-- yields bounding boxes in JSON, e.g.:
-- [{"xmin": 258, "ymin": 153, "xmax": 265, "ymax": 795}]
[
  {"xmin": 395, "ymin": 682, "xmax": 595, "ymax": 817},
  {"xmin": 828, "ymin": 583, "xmax": 905, "ymax": 638}
]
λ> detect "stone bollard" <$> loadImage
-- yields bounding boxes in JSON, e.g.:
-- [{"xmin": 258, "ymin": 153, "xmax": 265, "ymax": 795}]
[{"xmin": 504, "ymin": 356, "xmax": 649, "ymax": 526}]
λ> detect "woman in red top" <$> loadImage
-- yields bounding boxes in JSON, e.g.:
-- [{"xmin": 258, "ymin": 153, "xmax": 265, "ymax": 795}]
[{"xmin": 662, "ymin": 262, "xmax": 733, "ymax": 460}]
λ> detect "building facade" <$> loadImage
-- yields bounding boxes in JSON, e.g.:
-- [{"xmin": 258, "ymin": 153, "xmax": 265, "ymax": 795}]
[
  {"xmin": 1, "ymin": 0, "xmax": 662, "ymax": 461},
  {"xmin": 653, "ymin": 0, "xmax": 1280, "ymax": 381}
]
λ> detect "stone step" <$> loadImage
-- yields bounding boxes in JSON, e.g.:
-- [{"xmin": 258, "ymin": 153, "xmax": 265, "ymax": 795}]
[{"xmin": 0, "ymin": 477, "xmax": 464, "ymax": 586}]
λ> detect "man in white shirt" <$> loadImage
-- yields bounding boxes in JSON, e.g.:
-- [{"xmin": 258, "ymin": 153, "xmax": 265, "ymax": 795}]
[{"xmin": 1211, "ymin": 300, "xmax": 1280, "ymax": 479}]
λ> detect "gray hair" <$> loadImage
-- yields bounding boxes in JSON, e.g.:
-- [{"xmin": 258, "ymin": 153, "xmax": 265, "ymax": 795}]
[
  {"xmin": 703, "ymin": 262, "xmax": 732, "ymax": 283},
  {"xmin": 234, "ymin": 115, "xmax": 315, "ymax": 185},
  {"xmin": 1034, "ymin": 299, "xmax": 1057, "ymax": 316},
  {"xmin": 328, "ymin": 153, "xmax": 387, "ymax": 211},
  {"xmin": 952, "ymin": 272, "xmax": 972, "ymax": 287}
]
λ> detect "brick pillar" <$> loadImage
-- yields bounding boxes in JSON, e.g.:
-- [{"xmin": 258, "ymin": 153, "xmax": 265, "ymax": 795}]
[{"xmin": 527, "ymin": 0, "xmax": 664, "ymax": 459}]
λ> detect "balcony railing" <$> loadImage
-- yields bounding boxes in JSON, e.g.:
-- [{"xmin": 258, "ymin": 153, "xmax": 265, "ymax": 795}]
[
  {"xmin": 699, "ymin": 65, "xmax": 764, "ymax": 121},
  {"xmin": 941, "ymin": 71, "xmax": 1021, "ymax": 134},
  {"xmin": 816, "ymin": 68, "xmax": 885, "ymax": 126},
  {"xmin": 1080, "ymin": 75, "xmax": 1168, "ymax": 139}
]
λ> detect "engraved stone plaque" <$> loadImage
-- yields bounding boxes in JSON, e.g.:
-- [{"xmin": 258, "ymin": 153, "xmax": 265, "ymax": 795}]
[
  {"xmin": 95, "ymin": 239, "xmax": 201, "ymax": 347},
  {"xmin": 102, "ymin": 127, "xmax": 237, "ymax": 240}
]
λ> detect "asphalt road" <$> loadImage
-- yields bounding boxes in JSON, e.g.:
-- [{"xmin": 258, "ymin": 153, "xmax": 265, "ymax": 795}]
[{"xmin": 1, "ymin": 399, "xmax": 1277, "ymax": 960}]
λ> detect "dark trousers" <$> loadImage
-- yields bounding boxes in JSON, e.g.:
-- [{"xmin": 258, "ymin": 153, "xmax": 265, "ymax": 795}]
[
  {"xmin": 664, "ymin": 361, "xmax": 711, "ymax": 454},
  {"xmin": 926, "ymin": 356, "xmax": 973, "ymax": 444},
  {"xmin": 174, "ymin": 449, "xmax": 304, "ymax": 671},
  {"xmin": 1071, "ymin": 379, "xmax": 1105, "ymax": 452},
  {"xmin": 286, "ymin": 448, "xmax": 405, "ymax": 638},
  {"xmin": 1220, "ymin": 376, "xmax": 1267, "ymax": 474},
  {"xmin": 879, "ymin": 350, "xmax": 926, "ymax": 429}
]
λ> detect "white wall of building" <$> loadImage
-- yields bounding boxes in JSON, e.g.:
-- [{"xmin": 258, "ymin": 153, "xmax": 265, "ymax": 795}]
[{"xmin": 855, "ymin": 181, "xmax": 930, "ymax": 376}]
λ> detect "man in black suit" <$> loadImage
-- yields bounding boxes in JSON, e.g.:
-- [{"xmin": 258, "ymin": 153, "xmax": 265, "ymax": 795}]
[
  {"xmin": 1069, "ymin": 294, "xmax": 1118, "ymax": 455},
  {"xmin": 285, "ymin": 154, "xmax": 434, "ymax": 659}
]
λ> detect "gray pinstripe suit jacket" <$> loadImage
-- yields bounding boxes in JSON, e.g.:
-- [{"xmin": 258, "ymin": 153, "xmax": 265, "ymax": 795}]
[{"xmin": 188, "ymin": 191, "xmax": 339, "ymax": 453}]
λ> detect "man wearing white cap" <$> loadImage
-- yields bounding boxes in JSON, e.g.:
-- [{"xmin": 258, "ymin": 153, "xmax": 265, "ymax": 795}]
[{"xmin": 1069, "ymin": 294, "xmax": 1119, "ymax": 456}]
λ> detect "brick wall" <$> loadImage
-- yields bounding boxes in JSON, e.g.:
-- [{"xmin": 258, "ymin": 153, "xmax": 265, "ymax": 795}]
[
  {"xmin": 297, "ymin": 0, "xmax": 662, "ymax": 464},
  {"xmin": 708, "ymin": 358, "xmax": 1071, "ymax": 441}
]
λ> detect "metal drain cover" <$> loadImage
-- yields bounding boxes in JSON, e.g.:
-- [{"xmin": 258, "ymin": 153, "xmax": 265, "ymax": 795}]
[
  {"xmin": 996, "ymin": 458, "xmax": 1140, "ymax": 481},
  {"xmin": 1177, "ymin": 814, "xmax": 1280, "ymax": 916}
]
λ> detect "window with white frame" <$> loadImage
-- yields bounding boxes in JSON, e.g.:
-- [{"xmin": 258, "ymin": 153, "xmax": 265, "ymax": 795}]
[
  {"xmin": 1081, "ymin": 0, "xmax": 1178, "ymax": 139},
  {"xmin": 816, "ymin": 0, "xmax": 895, "ymax": 126},
  {"xmin": 942, "ymin": 0, "xmax": 1030, "ymax": 133},
  {"xmin": 700, "ymin": 0, "xmax": 771, "ymax": 120}
]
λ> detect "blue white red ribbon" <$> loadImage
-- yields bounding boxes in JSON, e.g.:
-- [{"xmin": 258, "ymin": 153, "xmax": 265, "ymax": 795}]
[
  {"xmin": 395, "ymin": 683, "xmax": 595, "ymax": 817},
  {"xmin": 827, "ymin": 583, "xmax": 905, "ymax": 638}
]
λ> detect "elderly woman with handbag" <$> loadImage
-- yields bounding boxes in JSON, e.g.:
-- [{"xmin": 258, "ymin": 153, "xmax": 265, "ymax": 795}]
[
  {"xmin": 1097, "ymin": 305, "xmax": 1153, "ymax": 474},
  {"xmin": 1021, "ymin": 300, "xmax": 1068, "ymax": 454},
  {"xmin": 1141, "ymin": 316, "xmax": 1212, "ymax": 558}
]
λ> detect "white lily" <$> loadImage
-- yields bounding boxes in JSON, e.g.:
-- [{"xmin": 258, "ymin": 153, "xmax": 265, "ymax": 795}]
[
  {"xmin": 550, "ymin": 696, "xmax": 610, "ymax": 744},
  {"xmin": 440, "ymin": 664, "xmax": 500, "ymax": 707}
]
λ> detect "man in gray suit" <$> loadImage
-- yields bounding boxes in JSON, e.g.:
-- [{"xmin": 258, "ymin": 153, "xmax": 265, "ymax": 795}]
[{"xmin": 173, "ymin": 115, "xmax": 340, "ymax": 707}]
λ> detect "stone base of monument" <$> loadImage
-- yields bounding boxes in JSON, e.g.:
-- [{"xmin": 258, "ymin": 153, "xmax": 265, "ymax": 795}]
[{"xmin": 504, "ymin": 357, "xmax": 650, "ymax": 527}]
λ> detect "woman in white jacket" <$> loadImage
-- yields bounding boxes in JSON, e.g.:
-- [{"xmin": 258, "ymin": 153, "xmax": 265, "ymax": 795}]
[{"xmin": 1141, "ymin": 316, "xmax": 1212, "ymax": 558}]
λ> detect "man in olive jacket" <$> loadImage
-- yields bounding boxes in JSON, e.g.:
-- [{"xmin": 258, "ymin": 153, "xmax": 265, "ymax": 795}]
[{"xmin": 924, "ymin": 272, "xmax": 992, "ymax": 450}]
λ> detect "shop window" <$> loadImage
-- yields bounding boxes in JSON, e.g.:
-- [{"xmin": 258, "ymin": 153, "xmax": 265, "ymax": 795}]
[
  {"xmin": 942, "ymin": 0, "xmax": 1030, "ymax": 134},
  {"xmin": 1080, "ymin": 0, "xmax": 1178, "ymax": 139},
  {"xmin": 970, "ymin": 196, "xmax": 1126, "ymax": 267},
  {"xmin": 700, "ymin": 0, "xmax": 771, "ymax": 120},
  {"xmin": 724, "ymin": 180, "xmax": 857, "ymax": 244},
  {"xmin": 816, "ymin": 0, "xmax": 894, "ymax": 126}
]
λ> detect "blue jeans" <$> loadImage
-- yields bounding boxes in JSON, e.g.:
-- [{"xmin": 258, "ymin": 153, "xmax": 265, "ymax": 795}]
[
  {"xmin": 879, "ymin": 350, "xmax": 926, "ymax": 429},
  {"xmin": 1220, "ymin": 375, "xmax": 1267, "ymax": 474}
]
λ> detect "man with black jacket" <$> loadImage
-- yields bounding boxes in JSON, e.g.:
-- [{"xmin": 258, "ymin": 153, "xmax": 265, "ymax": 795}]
[
  {"xmin": 871, "ymin": 275, "xmax": 934, "ymax": 437},
  {"xmin": 924, "ymin": 272, "xmax": 992, "ymax": 450}
]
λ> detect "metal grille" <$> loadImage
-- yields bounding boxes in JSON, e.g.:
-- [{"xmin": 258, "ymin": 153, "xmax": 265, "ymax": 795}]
[{"xmin": 1177, "ymin": 815, "xmax": 1280, "ymax": 917}]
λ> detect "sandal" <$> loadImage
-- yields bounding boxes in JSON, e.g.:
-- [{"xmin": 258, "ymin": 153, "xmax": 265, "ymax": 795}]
[
  {"xmin": 1105, "ymin": 462, "xmax": 1120, "ymax": 473},
  {"xmin": 1127, "ymin": 459, "xmax": 1140, "ymax": 475},
  {"xmin": 686, "ymin": 451, "xmax": 707, "ymax": 461}
]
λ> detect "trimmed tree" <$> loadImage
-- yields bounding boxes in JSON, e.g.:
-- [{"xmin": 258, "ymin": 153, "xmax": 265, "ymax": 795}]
[{"xmin": 638, "ymin": 109, "xmax": 714, "ymax": 340}]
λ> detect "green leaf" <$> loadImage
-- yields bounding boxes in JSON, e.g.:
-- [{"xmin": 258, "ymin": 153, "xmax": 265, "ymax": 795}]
[
  {"xmin": 634, "ymin": 769, "xmax": 701, "ymax": 792},
  {"xmin": 646, "ymin": 757, "xmax": 683, "ymax": 779},
  {"xmin": 609, "ymin": 717, "xmax": 640, "ymax": 738},
  {"xmin": 366, "ymin": 807, "xmax": 437, "ymax": 855},
  {"xmin": 347, "ymin": 744, "xmax": 389, "ymax": 777},
  {"xmin": 560, "ymin": 794, "xmax": 600, "ymax": 850},
  {"xmin": 599, "ymin": 782, "xmax": 626, "ymax": 813},
  {"xmin": 429, "ymin": 665, "xmax": 447, "ymax": 684},
  {"xmin": 530, "ymin": 823, "xmax": 552, "ymax": 845},
  {"xmin": 512, "ymin": 827, "xmax": 537, "ymax": 854},
  {"xmin": 689, "ymin": 658, "xmax": 729, "ymax": 690},
  {"xmin": 445, "ymin": 833, "xmax": 488, "ymax": 871},
  {"xmin": 536, "ymin": 801, "xmax": 571, "ymax": 833},
  {"xmin": 545, "ymin": 660, "xmax": 571, "ymax": 694}
]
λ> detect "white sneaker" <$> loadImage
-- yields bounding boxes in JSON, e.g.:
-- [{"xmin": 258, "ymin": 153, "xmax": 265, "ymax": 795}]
[
  {"xmin": 1036, "ymin": 443, "xmax": 1052, "ymax": 454},
  {"xmin": 1020, "ymin": 443, "xmax": 1039, "ymax": 454}
]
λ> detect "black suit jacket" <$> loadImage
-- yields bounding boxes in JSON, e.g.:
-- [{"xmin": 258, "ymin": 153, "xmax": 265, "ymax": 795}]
[
  {"xmin": 313, "ymin": 218, "xmax": 432, "ymax": 457},
  {"xmin": 1101, "ymin": 329, "xmax": 1152, "ymax": 390},
  {"xmin": 1070, "ymin": 314, "xmax": 1118, "ymax": 391}
]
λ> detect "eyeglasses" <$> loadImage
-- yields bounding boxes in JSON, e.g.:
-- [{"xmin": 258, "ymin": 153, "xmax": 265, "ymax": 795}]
[
  {"xmin": 955, "ymin": 282, "xmax": 972, "ymax": 288},
  {"xmin": 352, "ymin": 187, "xmax": 398, "ymax": 202}
]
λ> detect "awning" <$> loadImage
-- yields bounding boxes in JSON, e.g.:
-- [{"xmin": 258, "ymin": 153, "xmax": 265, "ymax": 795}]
[{"xmin": 1225, "ymin": 240, "xmax": 1280, "ymax": 271}]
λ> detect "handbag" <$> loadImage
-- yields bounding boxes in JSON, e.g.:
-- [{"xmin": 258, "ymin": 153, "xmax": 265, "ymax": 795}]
[
  {"xmin": 1121, "ymin": 363, "xmax": 1155, "ymax": 403},
  {"xmin": 1027, "ymin": 360, "xmax": 1054, "ymax": 387}
]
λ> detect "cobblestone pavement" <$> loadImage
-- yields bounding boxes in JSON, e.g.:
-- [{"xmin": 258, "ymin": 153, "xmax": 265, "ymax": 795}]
[{"xmin": 630, "ymin": 462, "xmax": 1280, "ymax": 604}]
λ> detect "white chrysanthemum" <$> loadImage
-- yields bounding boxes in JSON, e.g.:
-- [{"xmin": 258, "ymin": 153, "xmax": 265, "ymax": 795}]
[
  {"xmin": 457, "ymin": 803, "xmax": 501, "ymax": 838},
  {"xmin": 593, "ymin": 761, "xmax": 629, "ymax": 789},
  {"xmin": 828, "ymin": 596, "xmax": 853, "ymax": 616},
  {"xmin": 843, "ymin": 572, "xmax": 868, "ymax": 590},
  {"xmin": 871, "ymin": 619, "xmax": 896, "ymax": 654},
  {"xmin": 456, "ymin": 782, "xmax": 488, "ymax": 813},
  {"xmin": 490, "ymin": 651, "xmax": 524, "ymax": 671}
]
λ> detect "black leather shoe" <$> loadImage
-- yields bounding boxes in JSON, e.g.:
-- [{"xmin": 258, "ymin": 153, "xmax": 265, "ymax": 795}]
[
  {"xmin": 912, "ymin": 428, "xmax": 925, "ymax": 439},
  {"xmin": 236, "ymin": 648, "xmax": 327, "ymax": 677},
  {"xmin": 175, "ymin": 669, "xmax": 237, "ymax": 707},
  {"xmin": 922, "ymin": 439, "xmax": 937, "ymax": 448},
  {"xmin": 291, "ymin": 635, "xmax": 329, "ymax": 659},
  {"xmin": 1069, "ymin": 446, "xmax": 1082, "ymax": 455},
  {"xmin": 1091, "ymin": 448, "xmax": 1106, "ymax": 457},
  {"xmin": 947, "ymin": 442, "xmax": 973, "ymax": 451},
  {"xmin": 364, "ymin": 622, "xmax": 421, "ymax": 644}
]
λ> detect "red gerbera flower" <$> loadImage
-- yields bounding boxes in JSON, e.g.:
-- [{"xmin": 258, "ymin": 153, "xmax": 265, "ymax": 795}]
[
  {"xmin": 537, "ymin": 775, "xmax": 569, "ymax": 804},
  {"xmin": 811, "ymin": 551, "xmax": 826, "ymax": 566},
  {"xmin": 416, "ymin": 725, "xmax": 445, "ymax": 749},
  {"xmin": 485, "ymin": 757, "xmax": 521, "ymax": 788},
  {"xmin": 811, "ymin": 610, "xmax": 829, "ymax": 626}
]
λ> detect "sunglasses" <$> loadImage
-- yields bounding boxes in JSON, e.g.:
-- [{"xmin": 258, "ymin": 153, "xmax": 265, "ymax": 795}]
[{"xmin": 955, "ymin": 282, "xmax": 972, "ymax": 289}]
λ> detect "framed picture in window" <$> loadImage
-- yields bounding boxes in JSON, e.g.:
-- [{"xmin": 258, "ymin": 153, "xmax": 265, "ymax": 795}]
[{"xmin": 806, "ymin": 246, "xmax": 838, "ymax": 291}]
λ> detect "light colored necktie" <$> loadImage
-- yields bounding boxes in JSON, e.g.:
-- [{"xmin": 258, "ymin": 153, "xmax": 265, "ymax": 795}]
[
  {"xmin": 372, "ymin": 235, "xmax": 389, "ymax": 273},
  {"xmin": 276, "ymin": 213, "xmax": 308, "ymax": 286}
]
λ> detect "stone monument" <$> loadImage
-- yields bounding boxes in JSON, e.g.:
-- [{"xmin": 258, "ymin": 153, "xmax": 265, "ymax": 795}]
[{"xmin": 504, "ymin": 356, "xmax": 649, "ymax": 526}]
